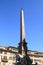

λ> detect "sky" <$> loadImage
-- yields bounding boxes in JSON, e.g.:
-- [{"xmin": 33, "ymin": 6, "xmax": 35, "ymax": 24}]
[{"xmin": 0, "ymin": 0, "xmax": 43, "ymax": 52}]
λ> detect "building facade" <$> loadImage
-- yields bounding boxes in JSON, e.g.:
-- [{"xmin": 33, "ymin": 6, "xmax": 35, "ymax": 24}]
[{"xmin": 0, "ymin": 46, "xmax": 43, "ymax": 65}]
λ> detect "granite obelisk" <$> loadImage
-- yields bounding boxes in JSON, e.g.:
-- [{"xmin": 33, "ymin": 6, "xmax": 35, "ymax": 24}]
[
  {"xmin": 20, "ymin": 9, "xmax": 25, "ymax": 42},
  {"xmin": 18, "ymin": 10, "xmax": 27, "ymax": 56},
  {"xmin": 16, "ymin": 9, "xmax": 37, "ymax": 65}
]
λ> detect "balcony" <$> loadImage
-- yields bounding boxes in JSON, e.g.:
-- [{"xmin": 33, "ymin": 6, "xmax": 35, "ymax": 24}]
[{"xmin": 2, "ymin": 56, "xmax": 8, "ymax": 62}]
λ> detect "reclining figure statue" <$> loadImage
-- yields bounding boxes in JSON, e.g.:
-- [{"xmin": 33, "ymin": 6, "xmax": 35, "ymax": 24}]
[{"xmin": 16, "ymin": 54, "xmax": 37, "ymax": 65}]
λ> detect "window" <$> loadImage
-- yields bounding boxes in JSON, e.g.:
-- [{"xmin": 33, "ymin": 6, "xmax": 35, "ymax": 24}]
[
  {"xmin": 3, "ymin": 56, "xmax": 7, "ymax": 60},
  {"xmin": 9, "ymin": 57, "xmax": 12, "ymax": 60},
  {"xmin": 9, "ymin": 56, "xmax": 16, "ymax": 60},
  {"xmin": 0, "ymin": 50, "xmax": 2, "ymax": 54},
  {"xmin": 13, "ymin": 56, "xmax": 16, "ymax": 60},
  {"xmin": 4, "ymin": 51, "xmax": 7, "ymax": 54},
  {"xmin": 12, "ymin": 63, "xmax": 15, "ymax": 65}
]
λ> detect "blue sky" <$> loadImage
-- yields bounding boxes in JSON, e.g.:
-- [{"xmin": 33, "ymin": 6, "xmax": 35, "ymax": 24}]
[{"xmin": 0, "ymin": 0, "xmax": 43, "ymax": 52}]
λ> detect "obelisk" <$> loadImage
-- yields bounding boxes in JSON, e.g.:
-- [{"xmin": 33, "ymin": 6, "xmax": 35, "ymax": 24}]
[
  {"xmin": 18, "ymin": 9, "xmax": 27, "ymax": 56},
  {"xmin": 20, "ymin": 9, "xmax": 25, "ymax": 42},
  {"xmin": 16, "ymin": 9, "xmax": 37, "ymax": 65}
]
